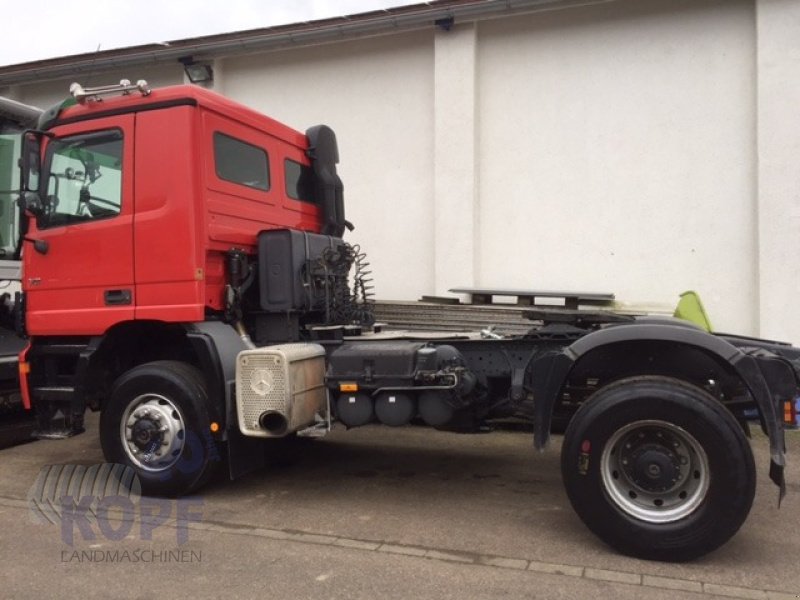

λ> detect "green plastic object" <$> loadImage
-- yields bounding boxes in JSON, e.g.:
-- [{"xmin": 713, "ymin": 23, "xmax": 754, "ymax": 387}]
[{"xmin": 673, "ymin": 291, "xmax": 713, "ymax": 332}]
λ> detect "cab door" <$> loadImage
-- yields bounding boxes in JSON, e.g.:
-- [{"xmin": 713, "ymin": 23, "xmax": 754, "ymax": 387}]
[{"xmin": 24, "ymin": 115, "xmax": 135, "ymax": 336}]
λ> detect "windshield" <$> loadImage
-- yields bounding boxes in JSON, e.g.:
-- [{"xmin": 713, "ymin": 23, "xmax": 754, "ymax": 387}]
[
  {"xmin": 0, "ymin": 130, "xmax": 22, "ymax": 258},
  {"xmin": 40, "ymin": 129, "xmax": 123, "ymax": 229}
]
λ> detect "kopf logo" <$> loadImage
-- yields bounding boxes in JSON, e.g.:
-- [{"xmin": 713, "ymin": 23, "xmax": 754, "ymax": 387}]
[{"xmin": 27, "ymin": 463, "xmax": 203, "ymax": 546}]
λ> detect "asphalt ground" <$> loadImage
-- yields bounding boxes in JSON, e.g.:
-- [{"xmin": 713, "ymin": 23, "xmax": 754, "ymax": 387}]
[{"xmin": 0, "ymin": 413, "xmax": 798, "ymax": 600}]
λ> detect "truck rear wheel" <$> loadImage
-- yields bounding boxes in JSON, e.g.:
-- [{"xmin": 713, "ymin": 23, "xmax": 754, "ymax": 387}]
[
  {"xmin": 560, "ymin": 376, "xmax": 755, "ymax": 561},
  {"xmin": 100, "ymin": 361, "xmax": 220, "ymax": 497}
]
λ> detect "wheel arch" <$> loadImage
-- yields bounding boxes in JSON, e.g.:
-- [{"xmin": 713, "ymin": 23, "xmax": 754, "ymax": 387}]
[
  {"xmin": 79, "ymin": 320, "xmax": 229, "ymax": 422},
  {"xmin": 531, "ymin": 322, "xmax": 786, "ymax": 493}
]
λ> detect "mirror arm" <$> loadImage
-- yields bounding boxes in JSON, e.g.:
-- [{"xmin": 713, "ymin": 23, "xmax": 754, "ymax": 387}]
[
  {"xmin": 22, "ymin": 237, "xmax": 48, "ymax": 255},
  {"xmin": 19, "ymin": 129, "xmax": 53, "ymax": 193},
  {"xmin": 17, "ymin": 191, "xmax": 43, "ymax": 216}
]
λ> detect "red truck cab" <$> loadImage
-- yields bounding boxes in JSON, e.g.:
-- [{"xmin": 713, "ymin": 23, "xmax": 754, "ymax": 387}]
[{"xmin": 23, "ymin": 84, "xmax": 328, "ymax": 336}]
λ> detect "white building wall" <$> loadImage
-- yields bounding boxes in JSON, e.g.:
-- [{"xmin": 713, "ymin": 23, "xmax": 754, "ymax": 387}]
[
  {"xmin": 4, "ymin": 0, "xmax": 800, "ymax": 341},
  {"xmin": 433, "ymin": 23, "xmax": 478, "ymax": 294},
  {"xmin": 477, "ymin": 0, "xmax": 757, "ymax": 335},
  {"xmin": 222, "ymin": 31, "xmax": 436, "ymax": 301},
  {"xmin": 756, "ymin": 0, "xmax": 800, "ymax": 343}
]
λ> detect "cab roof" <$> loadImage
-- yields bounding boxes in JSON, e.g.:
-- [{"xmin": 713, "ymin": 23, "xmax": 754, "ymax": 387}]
[{"xmin": 46, "ymin": 84, "xmax": 307, "ymax": 147}]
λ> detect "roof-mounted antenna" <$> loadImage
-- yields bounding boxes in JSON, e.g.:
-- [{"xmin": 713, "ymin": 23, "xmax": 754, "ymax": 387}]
[{"xmin": 85, "ymin": 43, "xmax": 102, "ymax": 88}]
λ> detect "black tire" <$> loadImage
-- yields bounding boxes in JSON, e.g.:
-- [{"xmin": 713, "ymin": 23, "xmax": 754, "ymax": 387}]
[
  {"xmin": 560, "ymin": 375, "xmax": 755, "ymax": 561},
  {"xmin": 100, "ymin": 361, "xmax": 221, "ymax": 497}
]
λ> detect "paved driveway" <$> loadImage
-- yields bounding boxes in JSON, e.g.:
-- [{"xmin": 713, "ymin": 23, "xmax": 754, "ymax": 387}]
[{"xmin": 0, "ymin": 413, "xmax": 797, "ymax": 599}]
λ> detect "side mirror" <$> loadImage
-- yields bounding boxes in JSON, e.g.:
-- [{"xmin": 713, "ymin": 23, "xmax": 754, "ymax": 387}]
[
  {"xmin": 20, "ymin": 131, "xmax": 41, "ymax": 193},
  {"xmin": 306, "ymin": 125, "xmax": 346, "ymax": 238}
]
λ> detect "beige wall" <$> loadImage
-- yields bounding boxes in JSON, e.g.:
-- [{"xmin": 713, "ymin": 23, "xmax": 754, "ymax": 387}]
[
  {"xmin": 477, "ymin": 0, "xmax": 756, "ymax": 334},
  {"xmin": 3, "ymin": 0, "xmax": 800, "ymax": 342},
  {"xmin": 756, "ymin": 0, "xmax": 800, "ymax": 343},
  {"xmin": 221, "ymin": 31, "xmax": 436, "ymax": 300}
]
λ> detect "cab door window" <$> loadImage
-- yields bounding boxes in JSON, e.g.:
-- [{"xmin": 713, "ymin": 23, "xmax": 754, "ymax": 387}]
[{"xmin": 40, "ymin": 130, "xmax": 123, "ymax": 229}]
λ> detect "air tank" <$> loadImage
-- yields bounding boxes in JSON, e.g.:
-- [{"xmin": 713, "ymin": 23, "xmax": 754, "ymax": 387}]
[
  {"xmin": 336, "ymin": 392, "xmax": 374, "ymax": 427},
  {"xmin": 374, "ymin": 392, "xmax": 416, "ymax": 427}
]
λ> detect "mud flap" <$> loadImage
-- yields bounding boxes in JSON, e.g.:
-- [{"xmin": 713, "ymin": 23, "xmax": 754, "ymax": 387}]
[
  {"xmin": 224, "ymin": 373, "xmax": 264, "ymax": 480},
  {"xmin": 529, "ymin": 352, "xmax": 574, "ymax": 450},
  {"xmin": 186, "ymin": 322, "xmax": 261, "ymax": 481},
  {"xmin": 770, "ymin": 459, "xmax": 786, "ymax": 504},
  {"xmin": 734, "ymin": 352, "xmax": 790, "ymax": 502},
  {"xmin": 227, "ymin": 432, "xmax": 266, "ymax": 479}
]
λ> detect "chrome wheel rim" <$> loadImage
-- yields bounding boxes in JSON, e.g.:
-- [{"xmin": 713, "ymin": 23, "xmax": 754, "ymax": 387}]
[
  {"xmin": 600, "ymin": 419, "xmax": 709, "ymax": 523},
  {"xmin": 120, "ymin": 394, "xmax": 185, "ymax": 472}
]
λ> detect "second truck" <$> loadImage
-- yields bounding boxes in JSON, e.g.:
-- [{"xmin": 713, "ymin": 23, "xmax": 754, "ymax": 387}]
[
  {"xmin": 9, "ymin": 80, "xmax": 799, "ymax": 561},
  {"xmin": 0, "ymin": 95, "xmax": 39, "ymax": 445}
]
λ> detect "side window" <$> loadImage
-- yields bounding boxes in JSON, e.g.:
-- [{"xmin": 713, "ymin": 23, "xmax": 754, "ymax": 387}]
[
  {"xmin": 213, "ymin": 132, "xmax": 269, "ymax": 191},
  {"xmin": 285, "ymin": 159, "xmax": 317, "ymax": 204},
  {"xmin": 40, "ymin": 130, "xmax": 123, "ymax": 229}
]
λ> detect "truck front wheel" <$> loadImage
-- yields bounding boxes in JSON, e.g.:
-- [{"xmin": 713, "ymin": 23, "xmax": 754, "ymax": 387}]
[
  {"xmin": 100, "ymin": 361, "xmax": 221, "ymax": 497},
  {"xmin": 560, "ymin": 376, "xmax": 755, "ymax": 561}
]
